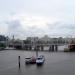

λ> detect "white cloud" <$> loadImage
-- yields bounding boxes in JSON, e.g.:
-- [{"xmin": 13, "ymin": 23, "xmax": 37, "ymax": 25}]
[
  {"xmin": 0, "ymin": 0, "xmax": 75, "ymax": 38},
  {"xmin": 11, "ymin": 13, "xmax": 59, "ymax": 27},
  {"xmin": 0, "ymin": 23, "xmax": 8, "ymax": 35},
  {"xmin": 0, "ymin": 13, "xmax": 75, "ymax": 39}
]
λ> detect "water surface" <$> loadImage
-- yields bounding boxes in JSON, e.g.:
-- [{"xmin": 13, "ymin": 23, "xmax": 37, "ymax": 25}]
[{"xmin": 0, "ymin": 50, "xmax": 75, "ymax": 75}]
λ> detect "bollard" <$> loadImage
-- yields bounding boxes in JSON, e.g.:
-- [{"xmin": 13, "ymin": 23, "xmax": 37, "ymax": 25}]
[{"xmin": 18, "ymin": 56, "xmax": 20, "ymax": 69}]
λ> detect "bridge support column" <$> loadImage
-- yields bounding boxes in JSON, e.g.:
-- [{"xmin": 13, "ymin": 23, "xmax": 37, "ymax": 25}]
[
  {"xmin": 25, "ymin": 45, "xmax": 27, "ymax": 50},
  {"xmin": 29, "ymin": 46, "xmax": 32, "ymax": 50},
  {"xmin": 51, "ymin": 45, "xmax": 54, "ymax": 51},
  {"xmin": 41, "ymin": 46, "xmax": 44, "ymax": 51},
  {"xmin": 55, "ymin": 45, "xmax": 58, "ymax": 51},
  {"xmin": 27, "ymin": 46, "xmax": 29, "ymax": 50},
  {"xmin": 37, "ymin": 46, "xmax": 40, "ymax": 51},
  {"xmin": 49, "ymin": 45, "xmax": 51, "ymax": 51},
  {"xmin": 34, "ymin": 46, "xmax": 36, "ymax": 51},
  {"xmin": 39, "ymin": 46, "xmax": 41, "ymax": 51}
]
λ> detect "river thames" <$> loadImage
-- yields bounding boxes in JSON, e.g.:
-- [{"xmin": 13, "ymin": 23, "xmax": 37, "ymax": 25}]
[{"xmin": 0, "ymin": 50, "xmax": 75, "ymax": 75}]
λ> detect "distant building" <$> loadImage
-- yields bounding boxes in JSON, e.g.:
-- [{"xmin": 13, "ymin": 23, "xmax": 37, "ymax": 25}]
[
  {"xmin": 26, "ymin": 37, "xmax": 39, "ymax": 44},
  {"xmin": 0, "ymin": 35, "xmax": 7, "ymax": 42},
  {"xmin": 0, "ymin": 35, "xmax": 7, "ymax": 49},
  {"xmin": 39, "ymin": 35, "xmax": 51, "ymax": 42}
]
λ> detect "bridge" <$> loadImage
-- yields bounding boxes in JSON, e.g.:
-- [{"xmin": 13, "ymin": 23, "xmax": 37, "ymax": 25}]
[{"xmin": 9, "ymin": 41, "xmax": 75, "ymax": 51}]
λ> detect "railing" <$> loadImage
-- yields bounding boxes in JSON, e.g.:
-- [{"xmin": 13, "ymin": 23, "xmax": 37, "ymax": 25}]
[{"xmin": 23, "ymin": 43, "xmax": 75, "ymax": 46}]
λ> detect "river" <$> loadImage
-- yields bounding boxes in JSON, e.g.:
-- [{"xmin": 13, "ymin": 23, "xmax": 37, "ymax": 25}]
[{"xmin": 0, "ymin": 50, "xmax": 75, "ymax": 75}]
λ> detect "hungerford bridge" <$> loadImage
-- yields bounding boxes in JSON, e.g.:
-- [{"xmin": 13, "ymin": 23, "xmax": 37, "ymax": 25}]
[{"xmin": 11, "ymin": 41, "xmax": 75, "ymax": 51}]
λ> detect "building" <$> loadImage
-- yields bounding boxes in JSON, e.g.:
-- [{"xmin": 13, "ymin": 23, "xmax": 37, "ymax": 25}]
[{"xmin": 0, "ymin": 35, "xmax": 7, "ymax": 49}]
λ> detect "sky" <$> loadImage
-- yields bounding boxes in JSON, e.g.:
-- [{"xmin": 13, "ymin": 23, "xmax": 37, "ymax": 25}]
[{"xmin": 0, "ymin": 0, "xmax": 75, "ymax": 39}]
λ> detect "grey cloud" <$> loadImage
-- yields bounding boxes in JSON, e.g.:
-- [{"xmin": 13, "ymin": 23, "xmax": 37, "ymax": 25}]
[
  {"xmin": 59, "ymin": 24, "xmax": 75, "ymax": 30},
  {"xmin": 6, "ymin": 20, "xmax": 47, "ymax": 38},
  {"xmin": 8, "ymin": 20, "xmax": 21, "ymax": 30},
  {"xmin": 4, "ymin": 19, "xmax": 75, "ymax": 39},
  {"xmin": 55, "ymin": 23, "xmax": 75, "ymax": 30},
  {"xmin": 47, "ymin": 22, "xmax": 75, "ymax": 37},
  {"xmin": 47, "ymin": 22, "xmax": 75, "ymax": 30},
  {"xmin": 6, "ymin": 20, "xmax": 24, "ymax": 38}
]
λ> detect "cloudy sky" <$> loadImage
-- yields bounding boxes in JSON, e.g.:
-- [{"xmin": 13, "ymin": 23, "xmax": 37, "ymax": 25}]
[{"xmin": 0, "ymin": 0, "xmax": 75, "ymax": 39}]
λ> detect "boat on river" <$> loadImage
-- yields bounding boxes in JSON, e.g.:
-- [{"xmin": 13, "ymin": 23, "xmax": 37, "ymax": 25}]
[
  {"xmin": 25, "ymin": 56, "xmax": 36, "ymax": 64},
  {"xmin": 36, "ymin": 55, "xmax": 45, "ymax": 65}
]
